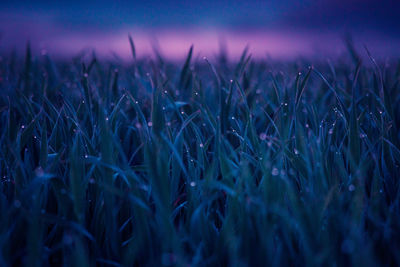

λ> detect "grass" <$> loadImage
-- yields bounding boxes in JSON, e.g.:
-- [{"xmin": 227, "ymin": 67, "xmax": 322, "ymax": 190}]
[{"xmin": 0, "ymin": 41, "xmax": 399, "ymax": 266}]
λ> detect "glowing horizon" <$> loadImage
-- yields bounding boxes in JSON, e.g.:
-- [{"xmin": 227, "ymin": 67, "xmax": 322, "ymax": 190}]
[
  {"xmin": 1, "ymin": 0, "xmax": 399, "ymax": 60},
  {"xmin": 1, "ymin": 27, "xmax": 399, "ymax": 61}
]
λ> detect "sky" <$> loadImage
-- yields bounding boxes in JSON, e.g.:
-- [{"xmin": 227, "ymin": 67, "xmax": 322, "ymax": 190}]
[{"xmin": 0, "ymin": 0, "xmax": 399, "ymax": 59}]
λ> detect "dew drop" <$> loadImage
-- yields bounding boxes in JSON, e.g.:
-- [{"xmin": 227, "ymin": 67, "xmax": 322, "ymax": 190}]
[
  {"xmin": 14, "ymin": 200, "xmax": 21, "ymax": 208},
  {"xmin": 348, "ymin": 184, "xmax": 355, "ymax": 192}
]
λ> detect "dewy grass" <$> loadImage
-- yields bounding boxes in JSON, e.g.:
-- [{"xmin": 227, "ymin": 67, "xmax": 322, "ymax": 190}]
[{"xmin": 0, "ymin": 42, "xmax": 399, "ymax": 266}]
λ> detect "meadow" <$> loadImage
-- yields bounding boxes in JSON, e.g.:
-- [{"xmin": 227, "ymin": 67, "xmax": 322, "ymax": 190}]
[{"xmin": 0, "ymin": 41, "xmax": 399, "ymax": 266}]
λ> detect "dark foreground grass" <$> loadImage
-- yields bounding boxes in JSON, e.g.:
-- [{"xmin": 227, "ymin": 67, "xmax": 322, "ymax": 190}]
[{"xmin": 0, "ymin": 44, "xmax": 400, "ymax": 266}]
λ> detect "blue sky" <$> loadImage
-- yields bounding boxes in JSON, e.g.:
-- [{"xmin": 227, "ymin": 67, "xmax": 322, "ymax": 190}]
[
  {"xmin": 1, "ymin": 0, "xmax": 398, "ymax": 32},
  {"xmin": 1, "ymin": 0, "xmax": 399, "ymax": 59}
]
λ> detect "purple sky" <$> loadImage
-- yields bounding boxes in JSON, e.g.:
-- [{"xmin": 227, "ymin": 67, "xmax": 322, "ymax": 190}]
[{"xmin": 1, "ymin": 0, "xmax": 399, "ymax": 60}]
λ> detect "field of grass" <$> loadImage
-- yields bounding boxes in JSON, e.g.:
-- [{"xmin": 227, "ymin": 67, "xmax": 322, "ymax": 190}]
[{"xmin": 0, "ymin": 42, "xmax": 399, "ymax": 266}]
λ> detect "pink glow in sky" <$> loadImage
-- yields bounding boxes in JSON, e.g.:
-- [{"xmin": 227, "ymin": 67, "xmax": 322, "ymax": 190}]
[
  {"xmin": 45, "ymin": 29, "xmax": 316, "ymax": 59},
  {"xmin": 1, "ymin": 0, "xmax": 399, "ymax": 60},
  {"xmin": 1, "ymin": 18, "xmax": 399, "ymax": 61},
  {"xmin": 36, "ymin": 30, "xmax": 400, "ymax": 61}
]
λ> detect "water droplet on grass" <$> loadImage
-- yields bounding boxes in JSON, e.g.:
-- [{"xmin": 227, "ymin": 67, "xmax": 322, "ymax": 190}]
[
  {"xmin": 271, "ymin": 167, "xmax": 279, "ymax": 176},
  {"xmin": 34, "ymin": 167, "xmax": 44, "ymax": 177},
  {"xmin": 63, "ymin": 234, "xmax": 74, "ymax": 245},
  {"xmin": 14, "ymin": 200, "xmax": 21, "ymax": 208}
]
